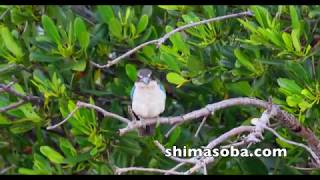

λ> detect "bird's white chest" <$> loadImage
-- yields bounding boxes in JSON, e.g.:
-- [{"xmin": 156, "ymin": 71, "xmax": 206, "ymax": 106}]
[{"xmin": 132, "ymin": 82, "xmax": 166, "ymax": 118}]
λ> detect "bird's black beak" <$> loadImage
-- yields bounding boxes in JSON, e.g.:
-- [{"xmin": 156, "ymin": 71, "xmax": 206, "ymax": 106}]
[{"xmin": 142, "ymin": 77, "xmax": 150, "ymax": 84}]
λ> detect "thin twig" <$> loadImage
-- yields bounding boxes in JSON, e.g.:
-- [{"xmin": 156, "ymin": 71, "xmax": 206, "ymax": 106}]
[
  {"xmin": 0, "ymin": 165, "xmax": 15, "ymax": 174},
  {"xmin": 165, "ymin": 122, "xmax": 182, "ymax": 138},
  {"xmin": 290, "ymin": 165, "xmax": 320, "ymax": 171},
  {"xmin": 70, "ymin": 5, "xmax": 96, "ymax": 25},
  {"xmin": 154, "ymin": 141, "xmax": 196, "ymax": 164},
  {"xmin": 165, "ymin": 162, "xmax": 186, "ymax": 175},
  {"xmin": 47, "ymin": 101, "xmax": 131, "ymax": 130},
  {"xmin": 195, "ymin": 116, "xmax": 209, "ymax": 137},
  {"xmin": 90, "ymin": 11, "xmax": 253, "ymax": 68},
  {"xmin": 203, "ymin": 163, "xmax": 207, "ymax": 175},
  {"xmin": 0, "ymin": 100, "xmax": 26, "ymax": 113},
  {"xmin": 46, "ymin": 106, "xmax": 80, "ymax": 130},
  {"xmin": 76, "ymin": 101, "xmax": 131, "ymax": 124},
  {"xmin": 264, "ymin": 126, "xmax": 320, "ymax": 166},
  {"xmin": 0, "ymin": 83, "xmax": 42, "ymax": 104},
  {"xmin": 115, "ymin": 167, "xmax": 184, "ymax": 175},
  {"xmin": 90, "ymin": 40, "xmax": 158, "ymax": 68}
]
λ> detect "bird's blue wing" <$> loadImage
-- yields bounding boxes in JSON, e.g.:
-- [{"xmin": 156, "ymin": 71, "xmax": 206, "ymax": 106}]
[
  {"xmin": 130, "ymin": 85, "xmax": 135, "ymax": 99},
  {"xmin": 158, "ymin": 82, "xmax": 166, "ymax": 94}
]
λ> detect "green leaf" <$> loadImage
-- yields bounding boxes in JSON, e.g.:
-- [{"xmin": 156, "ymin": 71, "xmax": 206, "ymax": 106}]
[
  {"xmin": 33, "ymin": 153, "xmax": 53, "ymax": 174},
  {"xmin": 30, "ymin": 52, "xmax": 62, "ymax": 63},
  {"xmin": 289, "ymin": 6, "xmax": 301, "ymax": 33},
  {"xmin": 238, "ymin": 19, "xmax": 257, "ymax": 33},
  {"xmin": 239, "ymin": 157, "xmax": 268, "ymax": 175},
  {"xmin": 286, "ymin": 61, "xmax": 311, "ymax": 84},
  {"xmin": 166, "ymin": 72, "xmax": 187, "ymax": 86},
  {"xmin": 125, "ymin": 64, "xmax": 137, "ymax": 81},
  {"xmin": 160, "ymin": 52, "xmax": 180, "ymax": 72},
  {"xmin": 282, "ymin": 32, "xmax": 293, "ymax": 51},
  {"xmin": 18, "ymin": 168, "xmax": 46, "ymax": 175},
  {"xmin": 0, "ymin": 115, "xmax": 11, "ymax": 125},
  {"xmin": 59, "ymin": 138, "xmax": 77, "ymax": 158},
  {"xmin": 124, "ymin": 7, "xmax": 131, "ymax": 24},
  {"xmin": 226, "ymin": 81, "xmax": 252, "ymax": 96},
  {"xmin": 79, "ymin": 31, "xmax": 90, "ymax": 50},
  {"xmin": 71, "ymin": 59, "xmax": 87, "ymax": 72},
  {"xmin": 265, "ymin": 29, "xmax": 283, "ymax": 47},
  {"xmin": 298, "ymin": 101, "xmax": 312, "ymax": 111},
  {"xmin": 137, "ymin": 14, "xmax": 149, "ymax": 34},
  {"xmin": 97, "ymin": 6, "xmax": 115, "ymax": 24},
  {"xmin": 158, "ymin": 5, "xmax": 184, "ymax": 11},
  {"xmin": 74, "ymin": 17, "xmax": 89, "ymax": 50},
  {"xmin": 291, "ymin": 29, "xmax": 301, "ymax": 52},
  {"xmin": 251, "ymin": 6, "xmax": 268, "ymax": 28},
  {"xmin": 10, "ymin": 123, "xmax": 34, "ymax": 134},
  {"xmin": 286, "ymin": 95, "xmax": 303, "ymax": 107},
  {"xmin": 40, "ymin": 146, "xmax": 65, "ymax": 164},
  {"xmin": 234, "ymin": 49, "xmax": 256, "ymax": 73},
  {"xmin": 277, "ymin": 78, "xmax": 302, "ymax": 94},
  {"xmin": 41, "ymin": 15, "xmax": 61, "ymax": 46},
  {"xmin": 108, "ymin": 18, "xmax": 122, "ymax": 39},
  {"xmin": 117, "ymin": 137, "xmax": 142, "ymax": 157},
  {"xmin": 166, "ymin": 126, "xmax": 181, "ymax": 147},
  {"xmin": 165, "ymin": 25, "xmax": 189, "ymax": 55},
  {"xmin": 0, "ymin": 26, "xmax": 24, "ymax": 58},
  {"xmin": 301, "ymin": 89, "xmax": 315, "ymax": 100},
  {"xmin": 142, "ymin": 5, "xmax": 153, "ymax": 17}
]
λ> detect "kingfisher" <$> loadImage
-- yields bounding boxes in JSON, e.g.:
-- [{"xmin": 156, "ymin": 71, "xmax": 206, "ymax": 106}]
[{"xmin": 130, "ymin": 68, "xmax": 166, "ymax": 136}]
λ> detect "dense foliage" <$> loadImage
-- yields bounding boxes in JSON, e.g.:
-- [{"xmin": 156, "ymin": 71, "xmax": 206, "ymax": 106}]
[{"xmin": 0, "ymin": 5, "xmax": 320, "ymax": 174}]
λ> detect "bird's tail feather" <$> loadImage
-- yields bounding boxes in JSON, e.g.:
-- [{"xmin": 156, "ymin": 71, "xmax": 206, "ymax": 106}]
[{"xmin": 138, "ymin": 124, "xmax": 155, "ymax": 136}]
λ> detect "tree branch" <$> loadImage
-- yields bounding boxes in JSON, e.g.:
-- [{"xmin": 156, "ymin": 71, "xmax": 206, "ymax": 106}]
[
  {"xmin": 0, "ymin": 83, "xmax": 42, "ymax": 104},
  {"xmin": 0, "ymin": 82, "xmax": 42, "ymax": 113},
  {"xmin": 0, "ymin": 100, "xmax": 26, "ymax": 113},
  {"xmin": 46, "ymin": 101, "xmax": 131, "ymax": 130},
  {"xmin": 90, "ymin": 10, "xmax": 253, "ymax": 68},
  {"xmin": 115, "ymin": 167, "xmax": 185, "ymax": 175},
  {"xmin": 47, "ymin": 97, "xmax": 320, "ymax": 173}
]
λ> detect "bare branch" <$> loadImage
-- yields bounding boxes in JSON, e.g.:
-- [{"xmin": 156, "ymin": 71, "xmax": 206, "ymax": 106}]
[
  {"xmin": 184, "ymin": 157, "xmax": 215, "ymax": 175},
  {"xmin": 90, "ymin": 40, "xmax": 158, "ymax": 68},
  {"xmin": 0, "ymin": 100, "xmax": 26, "ymax": 113},
  {"xmin": 0, "ymin": 165, "xmax": 15, "ymax": 175},
  {"xmin": 90, "ymin": 11, "xmax": 253, "ymax": 68},
  {"xmin": 76, "ymin": 101, "xmax": 131, "ymax": 124},
  {"xmin": 0, "ymin": 82, "xmax": 42, "ymax": 113},
  {"xmin": 48, "ymin": 97, "xmax": 320, "ymax": 173},
  {"xmin": 46, "ymin": 106, "xmax": 80, "ymax": 130},
  {"xmin": 205, "ymin": 126, "xmax": 255, "ymax": 149},
  {"xmin": 70, "ymin": 5, "xmax": 96, "ymax": 25},
  {"xmin": 164, "ymin": 162, "xmax": 186, "ymax": 175},
  {"xmin": 47, "ymin": 101, "xmax": 131, "ymax": 130},
  {"xmin": 156, "ymin": 11, "xmax": 252, "ymax": 47},
  {"xmin": 115, "ymin": 167, "xmax": 185, "ymax": 175},
  {"xmin": 165, "ymin": 122, "xmax": 182, "ymax": 138},
  {"xmin": 195, "ymin": 115, "xmax": 209, "ymax": 137},
  {"xmin": 154, "ymin": 141, "xmax": 197, "ymax": 164},
  {"xmin": 264, "ymin": 125, "xmax": 320, "ymax": 165},
  {"xmin": 290, "ymin": 166, "xmax": 320, "ymax": 171},
  {"xmin": 118, "ymin": 97, "xmax": 267, "ymax": 135},
  {"xmin": 0, "ymin": 83, "xmax": 42, "ymax": 104}
]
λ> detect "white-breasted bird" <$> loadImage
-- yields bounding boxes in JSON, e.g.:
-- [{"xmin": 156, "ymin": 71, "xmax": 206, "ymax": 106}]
[{"xmin": 130, "ymin": 68, "xmax": 166, "ymax": 136}]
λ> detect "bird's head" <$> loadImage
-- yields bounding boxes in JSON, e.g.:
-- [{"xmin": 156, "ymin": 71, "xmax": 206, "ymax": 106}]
[{"xmin": 137, "ymin": 68, "xmax": 152, "ymax": 85}]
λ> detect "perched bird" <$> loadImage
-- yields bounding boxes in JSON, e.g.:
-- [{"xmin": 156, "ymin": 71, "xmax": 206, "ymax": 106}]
[{"xmin": 131, "ymin": 68, "xmax": 166, "ymax": 136}]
